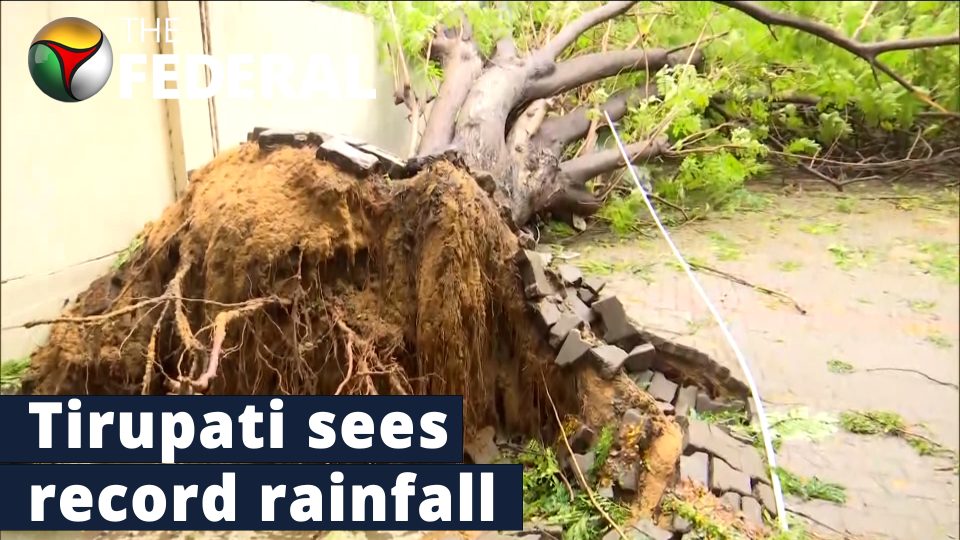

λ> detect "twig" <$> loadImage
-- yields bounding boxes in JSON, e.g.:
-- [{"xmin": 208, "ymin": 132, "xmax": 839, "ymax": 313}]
[
  {"xmin": 540, "ymin": 368, "xmax": 629, "ymax": 540},
  {"xmin": 864, "ymin": 368, "xmax": 958, "ymax": 390},
  {"xmin": 688, "ymin": 261, "xmax": 808, "ymax": 315},
  {"xmin": 851, "ymin": 1, "xmax": 879, "ymax": 41}
]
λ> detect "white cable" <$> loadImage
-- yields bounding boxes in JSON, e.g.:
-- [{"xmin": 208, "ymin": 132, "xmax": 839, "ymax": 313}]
[{"xmin": 602, "ymin": 111, "xmax": 789, "ymax": 530}]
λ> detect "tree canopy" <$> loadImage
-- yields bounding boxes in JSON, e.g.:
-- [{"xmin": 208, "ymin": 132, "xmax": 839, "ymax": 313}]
[{"xmin": 328, "ymin": 1, "xmax": 959, "ymax": 223}]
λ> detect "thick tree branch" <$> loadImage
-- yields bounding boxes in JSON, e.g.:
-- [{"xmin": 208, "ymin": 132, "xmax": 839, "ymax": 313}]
[
  {"xmin": 560, "ymin": 136, "xmax": 669, "ymax": 187},
  {"xmin": 539, "ymin": 1, "xmax": 639, "ymax": 60},
  {"xmin": 524, "ymin": 49, "xmax": 702, "ymax": 102},
  {"xmin": 534, "ymin": 86, "xmax": 655, "ymax": 154},
  {"xmin": 417, "ymin": 25, "xmax": 483, "ymax": 156},
  {"xmin": 715, "ymin": 0, "xmax": 959, "ymax": 112}
]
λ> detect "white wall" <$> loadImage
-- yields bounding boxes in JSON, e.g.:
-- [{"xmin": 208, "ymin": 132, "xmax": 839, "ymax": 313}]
[
  {"xmin": 1, "ymin": 1, "xmax": 177, "ymax": 359},
  {"xmin": 204, "ymin": 1, "xmax": 411, "ymax": 156}
]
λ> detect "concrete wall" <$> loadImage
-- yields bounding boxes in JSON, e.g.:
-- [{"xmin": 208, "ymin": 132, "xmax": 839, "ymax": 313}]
[{"xmin": 0, "ymin": 1, "xmax": 411, "ymax": 360}]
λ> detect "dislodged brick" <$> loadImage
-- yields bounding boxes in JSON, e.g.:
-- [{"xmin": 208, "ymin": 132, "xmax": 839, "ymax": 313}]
[
  {"xmin": 571, "ymin": 452, "xmax": 595, "ymax": 475},
  {"xmin": 598, "ymin": 485, "xmax": 615, "ymax": 499},
  {"xmin": 710, "ymin": 456, "xmax": 752, "ymax": 496},
  {"xmin": 674, "ymin": 385, "xmax": 698, "ymax": 417},
  {"xmin": 697, "ymin": 392, "xmax": 747, "ymax": 414},
  {"xmin": 564, "ymin": 288, "xmax": 596, "ymax": 324},
  {"xmin": 582, "ymin": 276, "xmax": 606, "ymax": 295},
  {"xmin": 590, "ymin": 345, "xmax": 628, "ymax": 378},
  {"xmin": 741, "ymin": 496, "xmax": 763, "ymax": 526},
  {"xmin": 532, "ymin": 299, "xmax": 561, "ymax": 332},
  {"xmin": 465, "ymin": 426, "xmax": 499, "ymax": 464},
  {"xmin": 671, "ymin": 515, "xmax": 692, "ymax": 534},
  {"xmin": 555, "ymin": 329, "xmax": 590, "ymax": 367},
  {"xmin": 549, "ymin": 315, "xmax": 584, "ymax": 349},
  {"xmin": 557, "ymin": 264, "xmax": 583, "ymax": 286},
  {"xmin": 624, "ymin": 343, "xmax": 656, "ymax": 372},
  {"xmin": 683, "ymin": 419, "xmax": 713, "ymax": 454},
  {"xmin": 680, "ymin": 452, "xmax": 709, "ymax": 486},
  {"xmin": 317, "ymin": 137, "xmax": 379, "ymax": 176},
  {"xmin": 258, "ymin": 128, "xmax": 313, "ymax": 148},
  {"xmin": 578, "ymin": 287, "xmax": 597, "ymax": 305},
  {"xmin": 648, "ymin": 372, "xmax": 679, "ymax": 403},
  {"xmin": 592, "ymin": 296, "xmax": 643, "ymax": 349},
  {"xmin": 616, "ymin": 463, "xmax": 638, "ymax": 492},
  {"xmin": 630, "ymin": 370, "xmax": 654, "ymax": 389},
  {"xmin": 354, "ymin": 142, "xmax": 407, "ymax": 174},
  {"xmin": 630, "ymin": 519, "xmax": 673, "ymax": 540},
  {"xmin": 518, "ymin": 250, "xmax": 555, "ymax": 299},
  {"xmin": 720, "ymin": 491, "xmax": 742, "ymax": 511},
  {"xmin": 753, "ymin": 482, "xmax": 777, "ymax": 516},
  {"xmin": 569, "ymin": 425, "xmax": 596, "ymax": 454}
]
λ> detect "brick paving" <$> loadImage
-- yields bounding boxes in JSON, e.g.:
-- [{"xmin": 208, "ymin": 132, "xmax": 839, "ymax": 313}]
[{"xmin": 592, "ymin": 189, "xmax": 959, "ymax": 539}]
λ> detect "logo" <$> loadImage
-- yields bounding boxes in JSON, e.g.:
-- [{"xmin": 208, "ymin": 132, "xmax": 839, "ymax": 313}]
[{"xmin": 29, "ymin": 17, "xmax": 113, "ymax": 102}]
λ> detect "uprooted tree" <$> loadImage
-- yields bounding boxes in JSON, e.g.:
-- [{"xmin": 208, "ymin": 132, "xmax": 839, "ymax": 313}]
[
  {"xmin": 10, "ymin": 3, "xmax": 958, "ymax": 535},
  {"xmin": 18, "ymin": 1, "xmax": 959, "ymax": 445}
]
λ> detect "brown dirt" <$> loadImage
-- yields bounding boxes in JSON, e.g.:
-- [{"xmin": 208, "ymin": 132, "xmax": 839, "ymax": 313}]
[{"xmin": 22, "ymin": 143, "xmax": 579, "ymax": 438}]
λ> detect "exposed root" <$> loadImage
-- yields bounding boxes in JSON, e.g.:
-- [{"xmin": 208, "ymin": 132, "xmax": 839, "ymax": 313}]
[
  {"xmin": 189, "ymin": 296, "xmax": 289, "ymax": 393},
  {"xmin": 23, "ymin": 144, "xmax": 575, "ymax": 438}
]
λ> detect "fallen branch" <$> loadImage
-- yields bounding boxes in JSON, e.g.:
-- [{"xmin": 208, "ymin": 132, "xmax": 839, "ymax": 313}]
[
  {"xmin": 688, "ymin": 261, "xmax": 808, "ymax": 315},
  {"xmin": 540, "ymin": 368, "xmax": 629, "ymax": 540}
]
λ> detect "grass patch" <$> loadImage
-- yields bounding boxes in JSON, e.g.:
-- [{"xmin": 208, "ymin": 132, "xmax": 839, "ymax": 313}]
[
  {"xmin": 776, "ymin": 467, "xmax": 847, "ymax": 504},
  {"xmin": 707, "ymin": 232, "xmax": 743, "ymax": 261},
  {"xmin": 924, "ymin": 332, "xmax": 952, "ymax": 349},
  {"xmin": 695, "ymin": 407, "xmax": 836, "ymax": 451},
  {"xmin": 827, "ymin": 358, "xmax": 854, "ymax": 374},
  {"xmin": 911, "ymin": 242, "xmax": 959, "ymax": 284},
  {"xmin": 1, "ymin": 357, "xmax": 30, "ymax": 389},
  {"xmin": 839, "ymin": 410, "xmax": 958, "ymax": 464},
  {"xmin": 544, "ymin": 221, "xmax": 578, "ymax": 240},
  {"xmin": 113, "ymin": 234, "xmax": 144, "ymax": 271},
  {"xmin": 776, "ymin": 260, "xmax": 802, "ymax": 272},
  {"xmin": 518, "ymin": 437, "xmax": 630, "ymax": 540},
  {"xmin": 907, "ymin": 299, "xmax": 937, "ymax": 313},
  {"xmin": 662, "ymin": 497, "xmax": 739, "ymax": 540},
  {"xmin": 799, "ymin": 221, "xmax": 842, "ymax": 235},
  {"xmin": 827, "ymin": 243, "xmax": 873, "ymax": 270},
  {"xmin": 834, "ymin": 198, "xmax": 858, "ymax": 214}
]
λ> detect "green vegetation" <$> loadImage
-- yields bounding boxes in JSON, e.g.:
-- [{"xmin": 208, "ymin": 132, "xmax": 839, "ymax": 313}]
[
  {"xmin": 696, "ymin": 407, "xmax": 837, "ymax": 451},
  {"xmin": 925, "ymin": 332, "xmax": 952, "ymax": 349},
  {"xmin": 828, "ymin": 243, "xmax": 874, "ymax": 270},
  {"xmin": 707, "ymin": 232, "xmax": 743, "ymax": 261},
  {"xmin": 518, "ymin": 438, "xmax": 630, "ymax": 540},
  {"xmin": 839, "ymin": 410, "xmax": 958, "ymax": 463},
  {"xmin": 907, "ymin": 299, "xmax": 937, "ymax": 313},
  {"xmin": 834, "ymin": 198, "xmax": 858, "ymax": 214},
  {"xmin": 0, "ymin": 357, "xmax": 29, "ymax": 389},
  {"xmin": 113, "ymin": 234, "xmax": 144, "ymax": 271},
  {"xmin": 799, "ymin": 222, "xmax": 842, "ymax": 235},
  {"xmin": 776, "ymin": 467, "xmax": 847, "ymax": 504},
  {"xmin": 545, "ymin": 221, "xmax": 578, "ymax": 240},
  {"xmin": 591, "ymin": 426, "xmax": 616, "ymax": 478},
  {"xmin": 911, "ymin": 242, "xmax": 960, "ymax": 284},
  {"xmin": 576, "ymin": 259, "xmax": 656, "ymax": 282},
  {"xmin": 776, "ymin": 260, "xmax": 803, "ymax": 272},
  {"xmin": 827, "ymin": 358, "xmax": 855, "ymax": 373}
]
